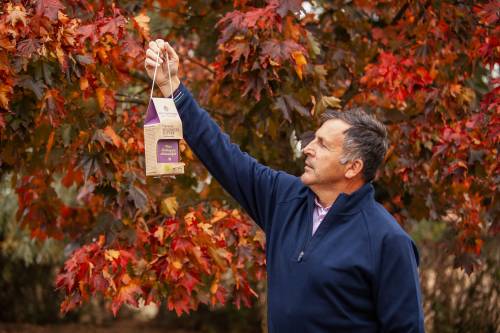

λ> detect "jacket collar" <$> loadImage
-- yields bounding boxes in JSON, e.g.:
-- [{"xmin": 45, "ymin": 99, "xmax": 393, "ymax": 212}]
[{"xmin": 309, "ymin": 182, "xmax": 374, "ymax": 216}]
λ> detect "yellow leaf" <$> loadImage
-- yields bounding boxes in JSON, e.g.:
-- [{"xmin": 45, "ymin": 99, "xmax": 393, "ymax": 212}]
[
  {"xmin": 58, "ymin": 11, "xmax": 70, "ymax": 24},
  {"xmin": 210, "ymin": 210, "xmax": 228, "ymax": 223},
  {"xmin": 208, "ymin": 247, "xmax": 231, "ymax": 269},
  {"xmin": 269, "ymin": 59, "xmax": 280, "ymax": 66},
  {"xmin": 103, "ymin": 125, "xmax": 123, "ymax": 148},
  {"xmin": 231, "ymin": 209, "xmax": 241, "ymax": 219},
  {"xmin": 291, "ymin": 51, "xmax": 307, "ymax": 80},
  {"xmin": 184, "ymin": 211, "xmax": 196, "ymax": 225},
  {"xmin": 321, "ymin": 95, "xmax": 341, "ymax": 109},
  {"xmin": 121, "ymin": 273, "xmax": 131, "ymax": 285},
  {"xmin": 253, "ymin": 230, "xmax": 266, "ymax": 248},
  {"xmin": 449, "ymin": 84, "xmax": 461, "ymax": 97},
  {"xmin": 55, "ymin": 45, "xmax": 66, "ymax": 69},
  {"xmin": 153, "ymin": 226, "xmax": 164, "ymax": 243},
  {"xmin": 210, "ymin": 279, "xmax": 219, "ymax": 294},
  {"xmin": 79, "ymin": 76, "xmax": 89, "ymax": 91},
  {"xmin": 198, "ymin": 223, "xmax": 214, "ymax": 236},
  {"xmin": 460, "ymin": 87, "xmax": 475, "ymax": 104},
  {"xmin": 133, "ymin": 12, "xmax": 150, "ymax": 39},
  {"xmin": 6, "ymin": 3, "xmax": 27, "ymax": 27},
  {"xmin": 161, "ymin": 196, "xmax": 178, "ymax": 216},
  {"xmin": 313, "ymin": 64, "xmax": 328, "ymax": 77},
  {"xmin": 172, "ymin": 259, "xmax": 183, "ymax": 270},
  {"xmin": 96, "ymin": 87, "xmax": 106, "ymax": 110},
  {"xmin": 105, "ymin": 249, "xmax": 120, "ymax": 261},
  {"xmin": 44, "ymin": 130, "xmax": 55, "ymax": 163},
  {"xmin": 103, "ymin": 267, "xmax": 117, "ymax": 291},
  {"xmin": 0, "ymin": 84, "xmax": 13, "ymax": 109}
]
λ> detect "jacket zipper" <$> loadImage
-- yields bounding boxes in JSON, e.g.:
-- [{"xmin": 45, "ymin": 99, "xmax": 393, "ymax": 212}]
[
  {"xmin": 297, "ymin": 196, "xmax": 315, "ymax": 262},
  {"xmin": 296, "ymin": 194, "xmax": 336, "ymax": 262}
]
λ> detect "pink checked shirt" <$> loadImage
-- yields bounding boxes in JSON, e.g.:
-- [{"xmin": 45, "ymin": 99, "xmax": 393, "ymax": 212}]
[{"xmin": 312, "ymin": 197, "xmax": 331, "ymax": 235}]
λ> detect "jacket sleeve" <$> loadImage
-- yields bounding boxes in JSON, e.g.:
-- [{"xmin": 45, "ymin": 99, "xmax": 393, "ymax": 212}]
[
  {"xmin": 173, "ymin": 83, "xmax": 289, "ymax": 231},
  {"xmin": 375, "ymin": 233, "xmax": 425, "ymax": 333}
]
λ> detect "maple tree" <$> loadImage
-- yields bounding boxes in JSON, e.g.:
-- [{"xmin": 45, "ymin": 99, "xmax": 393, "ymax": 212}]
[{"xmin": 0, "ymin": 0, "xmax": 498, "ymax": 317}]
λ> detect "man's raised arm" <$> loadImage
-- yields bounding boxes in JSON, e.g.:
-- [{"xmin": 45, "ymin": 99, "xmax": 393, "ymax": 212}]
[{"xmin": 145, "ymin": 39, "xmax": 297, "ymax": 231}]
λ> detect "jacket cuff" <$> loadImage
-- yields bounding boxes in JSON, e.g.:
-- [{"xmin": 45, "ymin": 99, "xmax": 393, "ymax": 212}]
[{"xmin": 173, "ymin": 82, "xmax": 190, "ymax": 110}]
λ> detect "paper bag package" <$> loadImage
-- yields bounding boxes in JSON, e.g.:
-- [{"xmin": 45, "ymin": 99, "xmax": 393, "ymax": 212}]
[{"xmin": 144, "ymin": 97, "xmax": 185, "ymax": 176}]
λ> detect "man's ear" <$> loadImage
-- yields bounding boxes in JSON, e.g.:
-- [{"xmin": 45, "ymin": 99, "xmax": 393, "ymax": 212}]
[{"xmin": 345, "ymin": 159, "xmax": 364, "ymax": 179}]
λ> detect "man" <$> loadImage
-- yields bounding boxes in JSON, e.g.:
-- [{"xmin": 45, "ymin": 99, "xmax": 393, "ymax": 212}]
[{"xmin": 144, "ymin": 39, "xmax": 425, "ymax": 333}]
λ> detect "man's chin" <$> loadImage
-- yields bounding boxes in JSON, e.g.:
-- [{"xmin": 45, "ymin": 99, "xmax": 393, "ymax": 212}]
[{"xmin": 300, "ymin": 173, "xmax": 314, "ymax": 185}]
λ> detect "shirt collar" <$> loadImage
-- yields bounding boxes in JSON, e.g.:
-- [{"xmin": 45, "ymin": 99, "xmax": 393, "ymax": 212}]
[{"xmin": 314, "ymin": 196, "xmax": 331, "ymax": 210}]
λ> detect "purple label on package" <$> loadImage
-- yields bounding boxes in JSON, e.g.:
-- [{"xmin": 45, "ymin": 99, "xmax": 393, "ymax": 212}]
[{"xmin": 157, "ymin": 139, "xmax": 179, "ymax": 163}]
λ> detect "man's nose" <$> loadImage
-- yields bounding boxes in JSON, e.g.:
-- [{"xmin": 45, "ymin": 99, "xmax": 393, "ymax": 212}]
[{"xmin": 302, "ymin": 141, "xmax": 315, "ymax": 156}]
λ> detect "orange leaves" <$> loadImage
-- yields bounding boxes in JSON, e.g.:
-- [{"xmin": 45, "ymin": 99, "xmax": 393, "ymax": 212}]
[
  {"xmin": 103, "ymin": 125, "xmax": 123, "ymax": 148},
  {"xmin": 40, "ymin": 88, "xmax": 65, "ymax": 126},
  {"xmin": 132, "ymin": 12, "xmax": 151, "ymax": 40},
  {"xmin": 6, "ymin": 3, "xmax": 28, "ymax": 27},
  {"xmin": 56, "ymin": 205, "xmax": 265, "ymax": 317},
  {"xmin": 111, "ymin": 281, "xmax": 143, "ymax": 316},
  {"xmin": 0, "ymin": 82, "xmax": 13, "ymax": 109},
  {"xmin": 96, "ymin": 87, "xmax": 116, "ymax": 112},
  {"xmin": 291, "ymin": 50, "xmax": 307, "ymax": 79},
  {"xmin": 44, "ymin": 130, "xmax": 55, "ymax": 163}
]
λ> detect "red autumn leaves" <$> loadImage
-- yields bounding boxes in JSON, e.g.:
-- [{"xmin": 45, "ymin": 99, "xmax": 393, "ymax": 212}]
[{"xmin": 56, "ymin": 208, "xmax": 266, "ymax": 316}]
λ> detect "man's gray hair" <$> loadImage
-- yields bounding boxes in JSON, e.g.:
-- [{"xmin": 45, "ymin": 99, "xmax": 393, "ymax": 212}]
[{"xmin": 320, "ymin": 108, "xmax": 389, "ymax": 182}]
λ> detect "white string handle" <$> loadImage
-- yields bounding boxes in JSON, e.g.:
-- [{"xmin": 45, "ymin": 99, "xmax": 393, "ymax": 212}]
[{"xmin": 149, "ymin": 48, "xmax": 174, "ymax": 100}]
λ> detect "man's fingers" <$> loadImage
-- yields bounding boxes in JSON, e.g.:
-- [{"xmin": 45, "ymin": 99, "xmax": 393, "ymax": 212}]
[
  {"xmin": 148, "ymin": 41, "xmax": 160, "ymax": 54},
  {"xmin": 146, "ymin": 49, "xmax": 163, "ymax": 63},
  {"xmin": 156, "ymin": 39, "xmax": 165, "ymax": 52},
  {"xmin": 146, "ymin": 39, "xmax": 178, "ymax": 73},
  {"xmin": 164, "ymin": 42, "xmax": 178, "ymax": 61},
  {"xmin": 145, "ymin": 58, "xmax": 160, "ymax": 69}
]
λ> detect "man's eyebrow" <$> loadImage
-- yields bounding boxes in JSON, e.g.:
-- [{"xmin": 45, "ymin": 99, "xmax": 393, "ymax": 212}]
[
  {"xmin": 316, "ymin": 132, "xmax": 328, "ymax": 143},
  {"xmin": 316, "ymin": 133, "xmax": 333, "ymax": 148}
]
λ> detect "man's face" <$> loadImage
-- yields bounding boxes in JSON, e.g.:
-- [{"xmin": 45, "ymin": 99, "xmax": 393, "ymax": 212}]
[{"xmin": 300, "ymin": 119, "xmax": 351, "ymax": 187}]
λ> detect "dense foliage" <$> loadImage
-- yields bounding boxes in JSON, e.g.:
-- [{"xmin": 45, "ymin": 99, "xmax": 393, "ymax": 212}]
[{"xmin": 0, "ymin": 0, "xmax": 498, "ymax": 316}]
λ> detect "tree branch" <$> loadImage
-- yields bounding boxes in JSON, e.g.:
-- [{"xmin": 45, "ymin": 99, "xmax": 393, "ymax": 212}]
[
  {"xmin": 115, "ymin": 96, "xmax": 147, "ymax": 105},
  {"xmin": 390, "ymin": 2, "xmax": 410, "ymax": 25},
  {"xmin": 184, "ymin": 56, "xmax": 216, "ymax": 75}
]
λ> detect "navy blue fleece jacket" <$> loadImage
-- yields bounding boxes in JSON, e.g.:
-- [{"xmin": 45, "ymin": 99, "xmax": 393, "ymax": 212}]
[{"xmin": 173, "ymin": 84, "xmax": 425, "ymax": 333}]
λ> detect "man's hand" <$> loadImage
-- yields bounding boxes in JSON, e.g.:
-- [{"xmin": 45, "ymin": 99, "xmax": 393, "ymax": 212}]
[{"xmin": 145, "ymin": 39, "xmax": 180, "ymax": 97}]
